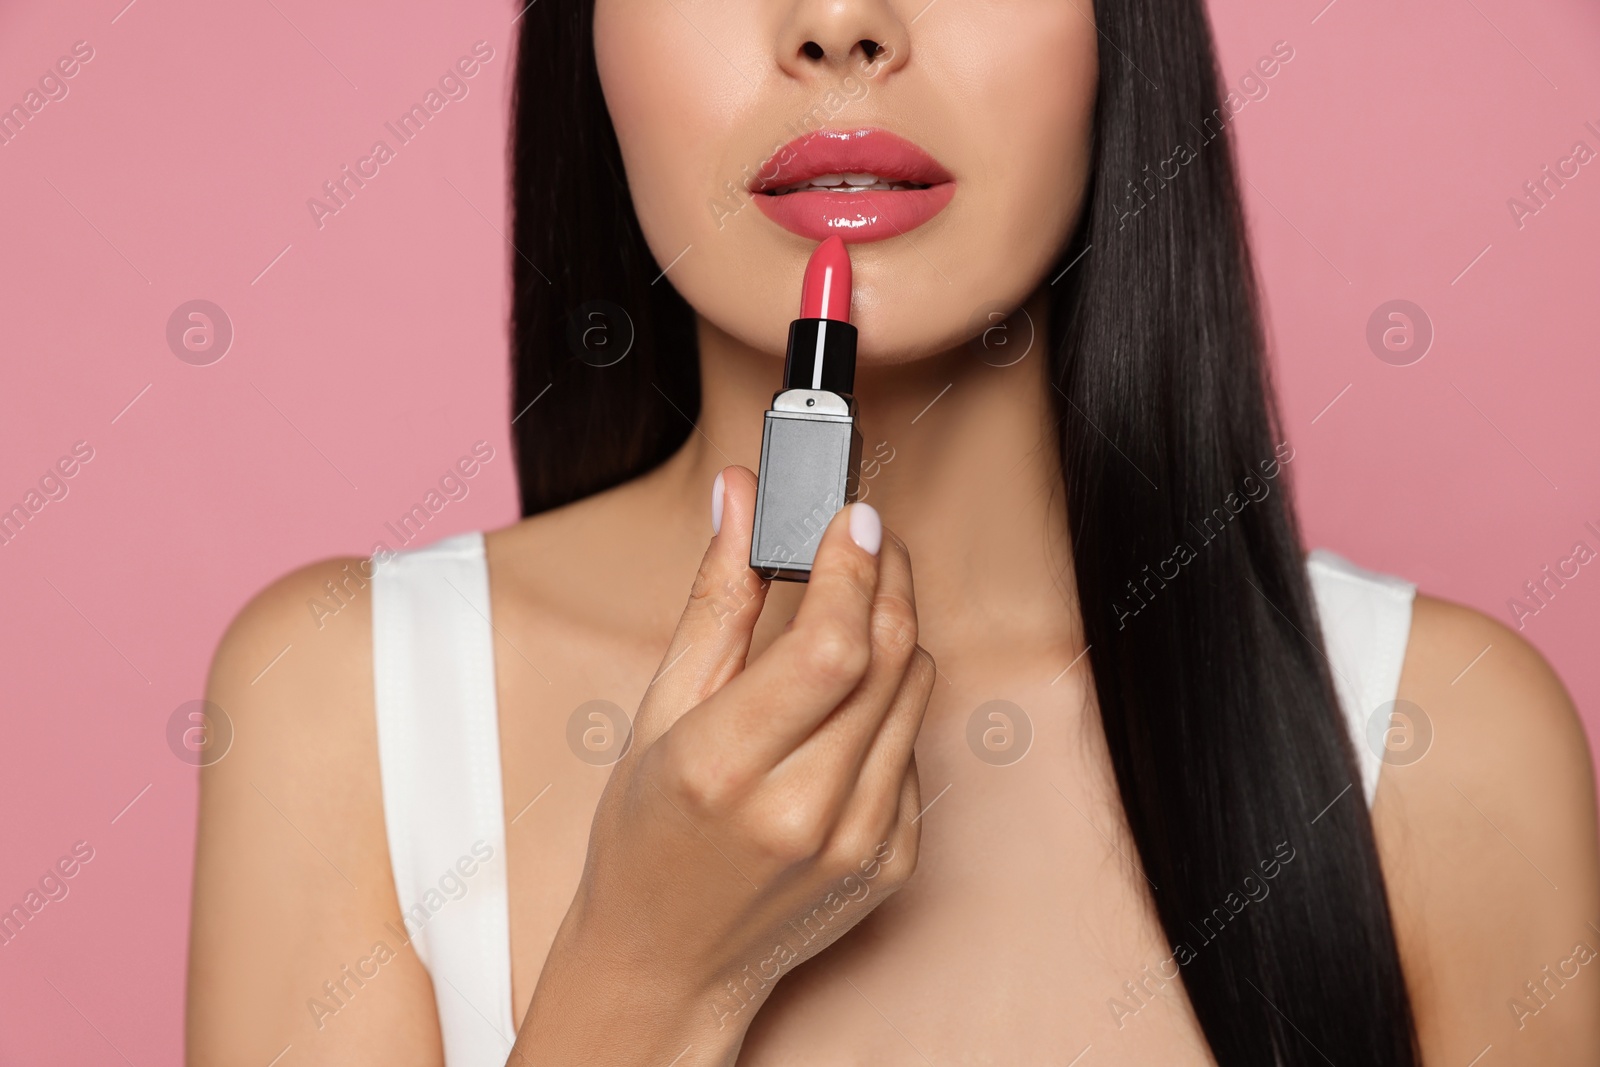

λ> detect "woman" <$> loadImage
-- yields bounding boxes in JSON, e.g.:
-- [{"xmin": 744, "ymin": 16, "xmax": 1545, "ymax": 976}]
[{"xmin": 187, "ymin": 0, "xmax": 1600, "ymax": 1063}]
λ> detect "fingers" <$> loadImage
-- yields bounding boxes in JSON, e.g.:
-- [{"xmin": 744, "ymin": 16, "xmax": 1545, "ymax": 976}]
[
  {"xmin": 632, "ymin": 466, "xmax": 769, "ymax": 749},
  {"xmin": 803, "ymin": 653, "xmax": 929, "ymax": 897},
  {"xmin": 893, "ymin": 750, "xmax": 923, "ymax": 865},
  {"xmin": 688, "ymin": 501, "xmax": 885, "ymax": 770},
  {"xmin": 793, "ymin": 501, "xmax": 884, "ymax": 638},
  {"xmin": 770, "ymin": 530, "xmax": 919, "ymax": 812},
  {"xmin": 833, "ymin": 644, "xmax": 936, "ymax": 850}
]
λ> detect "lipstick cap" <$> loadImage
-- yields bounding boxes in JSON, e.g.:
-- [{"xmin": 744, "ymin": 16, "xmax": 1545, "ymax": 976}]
[{"xmin": 783, "ymin": 319, "xmax": 858, "ymax": 395}]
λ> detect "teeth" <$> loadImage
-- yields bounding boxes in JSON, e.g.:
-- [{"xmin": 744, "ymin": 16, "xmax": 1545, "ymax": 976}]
[{"xmin": 767, "ymin": 172, "xmax": 931, "ymax": 196}]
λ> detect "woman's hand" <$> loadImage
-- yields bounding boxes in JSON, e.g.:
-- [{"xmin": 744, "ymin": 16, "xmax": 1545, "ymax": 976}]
[{"xmin": 512, "ymin": 465, "xmax": 933, "ymax": 1065}]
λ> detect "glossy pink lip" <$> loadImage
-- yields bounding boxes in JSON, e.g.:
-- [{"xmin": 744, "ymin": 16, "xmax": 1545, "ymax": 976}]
[{"xmin": 750, "ymin": 128, "xmax": 955, "ymax": 243}]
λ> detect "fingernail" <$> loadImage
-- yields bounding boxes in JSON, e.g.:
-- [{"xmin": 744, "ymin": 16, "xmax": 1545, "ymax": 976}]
[
  {"xmin": 711, "ymin": 470, "xmax": 726, "ymax": 535},
  {"xmin": 849, "ymin": 502, "xmax": 882, "ymax": 555}
]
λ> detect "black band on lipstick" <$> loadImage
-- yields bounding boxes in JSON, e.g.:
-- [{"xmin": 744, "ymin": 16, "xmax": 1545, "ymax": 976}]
[{"xmin": 783, "ymin": 319, "xmax": 859, "ymax": 395}]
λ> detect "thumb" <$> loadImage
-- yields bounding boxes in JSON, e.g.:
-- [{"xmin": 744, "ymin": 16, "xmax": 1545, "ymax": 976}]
[{"xmin": 633, "ymin": 465, "xmax": 769, "ymax": 746}]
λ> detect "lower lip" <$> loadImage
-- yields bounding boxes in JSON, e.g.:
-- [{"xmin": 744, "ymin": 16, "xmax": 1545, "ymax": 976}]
[{"xmin": 753, "ymin": 185, "xmax": 955, "ymax": 243}]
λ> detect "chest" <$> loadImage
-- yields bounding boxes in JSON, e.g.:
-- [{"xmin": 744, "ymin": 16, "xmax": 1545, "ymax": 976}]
[{"xmin": 494, "ymin": 629, "xmax": 1217, "ymax": 1065}]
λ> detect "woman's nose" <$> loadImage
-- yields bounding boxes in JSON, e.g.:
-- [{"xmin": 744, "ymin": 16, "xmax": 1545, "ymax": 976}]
[{"xmin": 774, "ymin": 0, "xmax": 911, "ymax": 81}]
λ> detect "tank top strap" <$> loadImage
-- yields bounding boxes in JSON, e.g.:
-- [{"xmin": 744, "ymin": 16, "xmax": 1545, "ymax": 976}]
[
  {"xmin": 1305, "ymin": 548, "xmax": 1418, "ymax": 809},
  {"xmin": 371, "ymin": 529, "xmax": 516, "ymax": 1066}
]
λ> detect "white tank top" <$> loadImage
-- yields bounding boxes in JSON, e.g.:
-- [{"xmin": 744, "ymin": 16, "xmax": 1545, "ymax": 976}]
[{"xmin": 371, "ymin": 531, "xmax": 1416, "ymax": 1067}]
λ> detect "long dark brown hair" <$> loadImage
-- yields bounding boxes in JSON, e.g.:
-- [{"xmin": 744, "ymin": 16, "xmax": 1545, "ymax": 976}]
[{"xmin": 506, "ymin": 3, "xmax": 1418, "ymax": 1062}]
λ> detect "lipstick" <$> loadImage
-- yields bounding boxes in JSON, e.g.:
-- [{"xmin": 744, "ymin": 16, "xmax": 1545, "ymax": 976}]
[
  {"xmin": 799, "ymin": 234, "xmax": 851, "ymax": 322},
  {"xmin": 750, "ymin": 236, "xmax": 864, "ymax": 581}
]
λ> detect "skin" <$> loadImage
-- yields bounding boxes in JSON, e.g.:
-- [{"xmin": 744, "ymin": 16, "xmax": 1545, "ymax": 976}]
[{"xmin": 187, "ymin": 0, "xmax": 1600, "ymax": 1064}]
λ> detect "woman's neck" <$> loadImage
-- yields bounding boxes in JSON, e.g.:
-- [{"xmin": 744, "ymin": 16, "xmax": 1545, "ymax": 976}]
[{"xmin": 647, "ymin": 289, "xmax": 1083, "ymax": 669}]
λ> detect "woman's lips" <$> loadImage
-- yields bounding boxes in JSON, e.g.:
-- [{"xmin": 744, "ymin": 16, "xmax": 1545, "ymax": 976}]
[
  {"xmin": 750, "ymin": 128, "xmax": 955, "ymax": 243},
  {"xmin": 755, "ymin": 185, "xmax": 957, "ymax": 243}
]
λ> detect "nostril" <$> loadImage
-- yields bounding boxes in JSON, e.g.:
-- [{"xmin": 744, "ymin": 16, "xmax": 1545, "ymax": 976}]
[{"xmin": 800, "ymin": 39, "xmax": 887, "ymax": 64}]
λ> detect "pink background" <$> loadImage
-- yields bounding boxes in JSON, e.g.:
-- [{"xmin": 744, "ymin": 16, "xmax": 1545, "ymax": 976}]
[{"xmin": 1, "ymin": 0, "xmax": 1596, "ymax": 1062}]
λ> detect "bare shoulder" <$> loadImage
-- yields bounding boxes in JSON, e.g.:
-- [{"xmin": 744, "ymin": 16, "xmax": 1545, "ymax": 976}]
[
  {"xmin": 188, "ymin": 556, "xmax": 442, "ymax": 1065},
  {"xmin": 1372, "ymin": 594, "xmax": 1600, "ymax": 1064}
]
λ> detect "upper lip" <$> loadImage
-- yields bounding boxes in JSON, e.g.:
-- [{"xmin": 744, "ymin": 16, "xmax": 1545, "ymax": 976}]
[{"xmin": 749, "ymin": 128, "xmax": 954, "ymax": 195}]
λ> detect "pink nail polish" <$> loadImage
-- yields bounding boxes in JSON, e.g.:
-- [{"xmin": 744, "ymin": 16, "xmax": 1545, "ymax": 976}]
[
  {"xmin": 711, "ymin": 471, "xmax": 726, "ymax": 535},
  {"xmin": 849, "ymin": 502, "xmax": 882, "ymax": 555}
]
